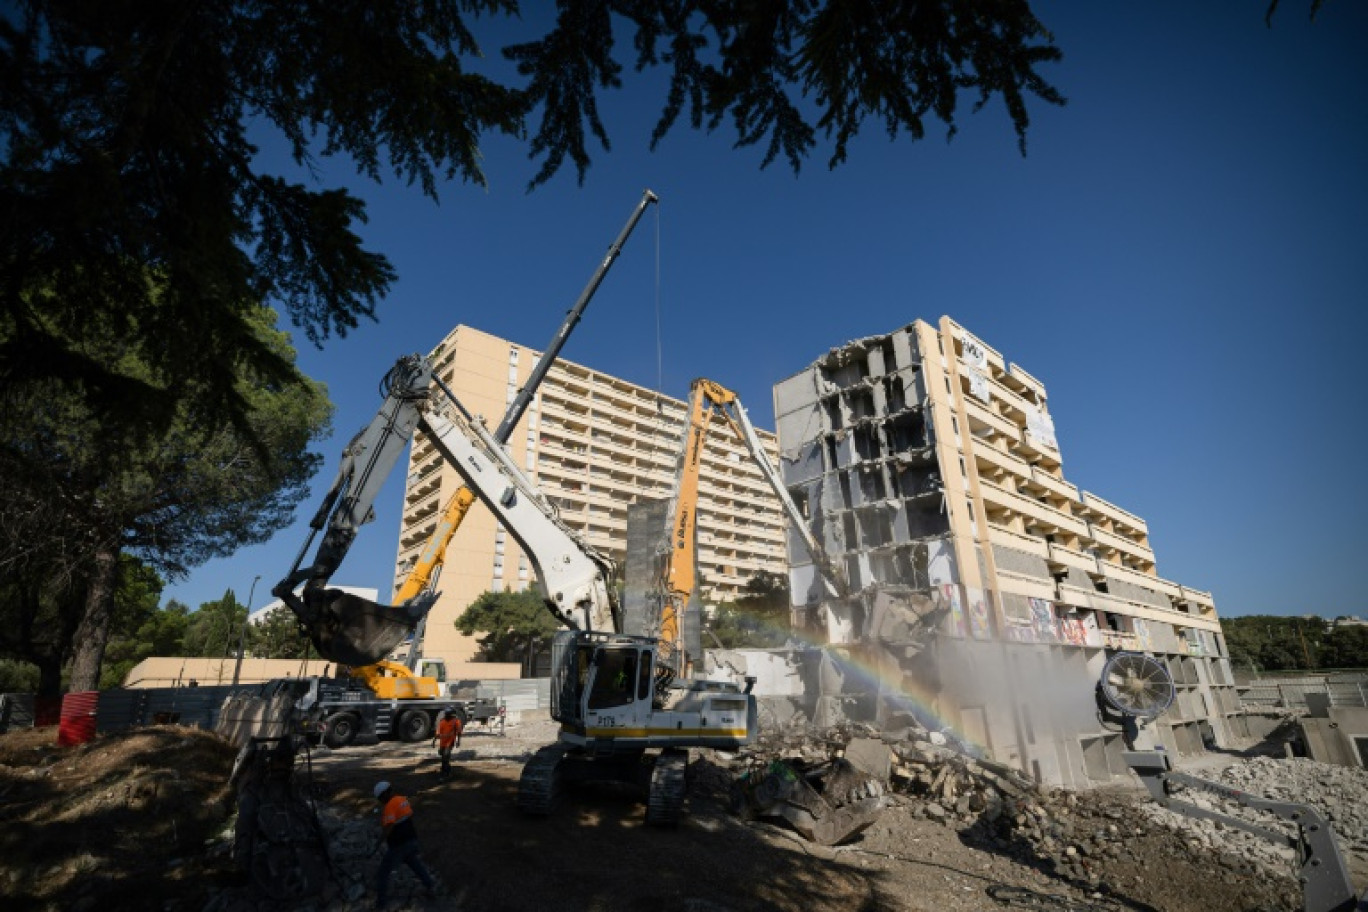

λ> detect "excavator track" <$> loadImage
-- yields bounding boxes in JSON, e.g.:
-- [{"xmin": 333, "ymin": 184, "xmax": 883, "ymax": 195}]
[
  {"xmin": 645, "ymin": 748, "xmax": 689, "ymax": 827},
  {"xmin": 518, "ymin": 743, "xmax": 569, "ymax": 816}
]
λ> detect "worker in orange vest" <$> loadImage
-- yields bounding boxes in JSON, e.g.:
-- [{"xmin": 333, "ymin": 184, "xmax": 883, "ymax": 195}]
[
  {"xmin": 434, "ymin": 708, "xmax": 462, "ymax": 780},
  {"xmin": 373, "ymin": 780, "xmax": 436, "ymax": 908}
]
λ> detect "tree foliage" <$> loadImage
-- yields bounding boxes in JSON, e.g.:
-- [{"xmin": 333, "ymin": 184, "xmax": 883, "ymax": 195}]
[
  {"xmin": 1, "ymin": 1, "xmax": 1067, "ymax": 433},
  {"xmin": 1220, "ymin": 615, "xmax": 1367, "ymax": 673},
  {"xmin": 708, "ymin": 570, "xmax": 792, "ymax": 648},
  {"xmin": 95, "ymin": 558, "xmax": 169, "ymax": 688},
  {"xmin": 182, "ymin": 591, "xmax": 246, "ymax": 660},
  {"xmin": 250, "ymin": 607, "xmax": 312, "ymax": 661},
  {"xmin": 0, "ymin": 299, "xmax": 330, "ymax": 691},
  {"xmin": 455, "ymin": 588, "xmax": 561, "ymax": 675}
]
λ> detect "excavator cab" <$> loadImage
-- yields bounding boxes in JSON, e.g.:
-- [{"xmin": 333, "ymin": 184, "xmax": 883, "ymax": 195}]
[{"xmin": 551, "ymin": 631, "xmax": 659, "ymax": 738}]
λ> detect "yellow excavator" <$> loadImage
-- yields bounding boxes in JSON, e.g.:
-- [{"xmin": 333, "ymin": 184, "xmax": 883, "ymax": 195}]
[{"xmin": 650, "ymin": 378, "xmax": 848, "ymax": 682}]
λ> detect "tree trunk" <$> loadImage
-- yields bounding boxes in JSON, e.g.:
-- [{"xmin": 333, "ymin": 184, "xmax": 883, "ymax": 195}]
[
  {"xmin": 35, "ymin": 655, "xmax": 64, "ymax": 699},
  {"xmin": 68, "ymin": 545, "xmax": 119, "ymax": 691}
]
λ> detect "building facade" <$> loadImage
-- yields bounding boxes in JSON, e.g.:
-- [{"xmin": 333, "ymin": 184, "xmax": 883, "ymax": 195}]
[
  {"xmin": 393, "ymin": 325, "xmax": 787, "ymax": 665},
  {"xmin": 773, "ymin": 317, "xmax": 1240, "ymax": 786}
]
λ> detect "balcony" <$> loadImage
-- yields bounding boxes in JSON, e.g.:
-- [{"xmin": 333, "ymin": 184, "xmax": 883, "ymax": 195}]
[
  {"xmin": 1030, "ymin": 467, "xmax": 1079, "ymax": 502},
  {"xmin": 1086, "ymin": 523, "xmax": 1155, "ymax": 563},
  {"xmin": 988, "ymin": 524, "xmax": 1049, "ymax": 558},
  {"xmin": 1006, "ymin": 362, "xmax": 1046, "ymax": 401},
  {"xmin": 1179, "ymin": 586, "xmax": 1216, "ymax": 611},
  {"xmin": 996, "ymin": 571, "xmax": 1058, "ymax": 601},
  {"xmin": 1047, "ymin": 542, "xmax": 1100, "ymax": 575},
  {"xmin": 964, "ymin": 398, "xmax": 1023, "ymax": 442},
  {"xmin": 973, "ymin": 443, "xmax": 1032, "ymax": 478},
  {"xmin": 1100, "ymin": 561, "xmax": 1181, "ymax": 599},
  {"xmin": 1080, "ymin": 490, "xmax": 1148, "ymax": 536},
  {"xmin": 1100, "ymin": 630, "xmax": 1141, "ymax": 651},
  {"xmin": 980, "ymin": 479, "xmax": 1090, "ymax": 538}
]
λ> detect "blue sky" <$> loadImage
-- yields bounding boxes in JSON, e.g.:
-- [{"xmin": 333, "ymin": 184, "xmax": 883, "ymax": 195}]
[{"xmin": 164, "ymin": 2, "xmax": 1367, "ymax": 620}]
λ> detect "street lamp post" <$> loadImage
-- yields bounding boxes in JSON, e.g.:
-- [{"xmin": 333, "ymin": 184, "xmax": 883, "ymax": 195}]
[{"xmin": 232, "ymin": 575, "xmax": 262, "ymax": 687}]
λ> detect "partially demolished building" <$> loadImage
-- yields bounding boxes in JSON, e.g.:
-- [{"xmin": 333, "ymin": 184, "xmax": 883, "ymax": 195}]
[{"xmin": 769, "ymin": 317, "xmax": 1240, "ymax": 787}]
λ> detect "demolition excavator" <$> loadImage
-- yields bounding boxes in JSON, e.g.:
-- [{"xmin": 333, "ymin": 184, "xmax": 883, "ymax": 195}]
[
  {"xmin": 279, "ymin": 351, "xmax": 758, "ymax": 823},
  {"xmin": 648, "ymin": 377, "xmax": 848, "ymax": 681},
  {"xmin": 270, "ymin": 191, "xmax": 761, "ymax": 824}
]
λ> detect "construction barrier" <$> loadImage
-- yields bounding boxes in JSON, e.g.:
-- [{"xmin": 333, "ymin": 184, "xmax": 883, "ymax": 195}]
[
  {"xmin": 57, "ymin": 690, "xmax": 99, "ymax": 746},
  {"xmin": 0, "ymin": 693, "xmax": 36, "ymax": 733}
]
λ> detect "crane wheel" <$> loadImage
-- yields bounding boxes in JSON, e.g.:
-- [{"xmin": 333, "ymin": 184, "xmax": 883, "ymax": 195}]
[
  {"xmin": 645, "ymin": 748, "xmax": 688, "ymax": 827},
  {"xmin": 322, "ymin": 713, "xmax": 359, "ymax": 749},
  {"xmin": 396, "ymin": 710, "xmax": 432, "ymax": 743}
]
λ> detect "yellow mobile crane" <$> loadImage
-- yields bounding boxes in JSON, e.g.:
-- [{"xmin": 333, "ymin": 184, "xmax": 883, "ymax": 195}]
[{"xmin": 651, "ymin": 378, "xmax": 848, "ymax": 682}]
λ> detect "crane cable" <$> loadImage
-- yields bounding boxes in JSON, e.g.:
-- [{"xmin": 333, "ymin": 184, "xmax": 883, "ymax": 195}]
[{"xmin": 654, "ymin": 197, "xmax": 663, "ymax": 408}]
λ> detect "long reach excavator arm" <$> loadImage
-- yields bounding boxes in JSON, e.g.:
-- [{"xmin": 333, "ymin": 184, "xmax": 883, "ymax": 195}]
[{"xmin": 653, "ymin": 378, "xmax": 847, "ymax": 680}]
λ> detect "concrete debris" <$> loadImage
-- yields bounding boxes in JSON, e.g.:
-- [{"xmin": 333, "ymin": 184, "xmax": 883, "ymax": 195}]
[
  {"xmin": 725, "ymin": 715, "xmax": 1360, "ymax": 909},
  {"xmin": 205, "ymin": 801, "xmax": 446, "ymax": 912},
  {"xmin": 1135, "ymin": 756, "xmax": 1368, "ymax": 880}
]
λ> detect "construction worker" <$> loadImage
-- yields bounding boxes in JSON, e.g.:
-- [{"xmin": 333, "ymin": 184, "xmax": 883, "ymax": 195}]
[
  {"xmin": 433, "ymin": 709, "xmax": 462, "ymax": 780},
  {"xmin": 373, "ymin": 780, "xmax": 436, "ymax": 908}
]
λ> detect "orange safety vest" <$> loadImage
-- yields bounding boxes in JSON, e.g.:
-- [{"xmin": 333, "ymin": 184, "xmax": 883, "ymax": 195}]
[
  {"xmin": 437, "ymin": 716, "xmax": 462, "ymax": 747},
  {"xmin": 381, "ymin": 794, "xmax": 413, "ymax": 830}
]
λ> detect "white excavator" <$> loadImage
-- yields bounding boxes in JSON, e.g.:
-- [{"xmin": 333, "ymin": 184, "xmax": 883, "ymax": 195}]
[{"xmin": 275, "ymin": 354, "xmax": 757, "ymax": 823}]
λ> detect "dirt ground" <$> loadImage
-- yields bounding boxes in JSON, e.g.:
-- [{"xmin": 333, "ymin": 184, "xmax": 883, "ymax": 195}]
[{"xmin": 0, "ymin": 717, "xmax": 1341, "ymax": 912}]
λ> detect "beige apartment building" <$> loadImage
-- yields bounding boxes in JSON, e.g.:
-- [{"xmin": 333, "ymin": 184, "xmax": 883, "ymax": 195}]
[
  {"xmin": 394, "ymin": 325, "xmax": 788, "ymax": 665},
  {"xmin": 773, "ymin": 317, "xmax": 1239, "ymax": 786}
]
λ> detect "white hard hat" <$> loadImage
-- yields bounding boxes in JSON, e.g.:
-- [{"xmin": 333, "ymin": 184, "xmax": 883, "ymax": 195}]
[{"xmin": 373, "ymin": 781, "xmax": 391, "ymax": 799}]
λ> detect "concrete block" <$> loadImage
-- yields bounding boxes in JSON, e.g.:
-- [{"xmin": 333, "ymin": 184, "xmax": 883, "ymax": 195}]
[
  {"xmin": 926, "ymin": 537, "xmax": 958, "ymax": 585},
  {"xmin": 892, "ymin": 328, "xmax": 918, "ymax": 371},
  {"xmin": 622, "ymin": 498, "xmax": 670, "ymax": 638},
  {"xmin": 845, "ymin": 737, "xmax": 893, "ymax": 780},
  {"xmin": 822, "ymin": 602, "xmax": 858, "ymax": 644},
  {"xmin": 789, "ymin": 563, "xmax": 824, "ymax": 607},
  {"xmin": 781, "ymin": 440, "xmax": 825, "ymax": 485},
  {"xmin": 757, "ymin": 696, "xmax": 804, "ymax": 730},
  {"xmin": 777, "ymin": 403, "xmax": 824, "ymax": 451},
  {"xmin": 775, "ymin": 369, "xmax": 823, "ymax": 418}
]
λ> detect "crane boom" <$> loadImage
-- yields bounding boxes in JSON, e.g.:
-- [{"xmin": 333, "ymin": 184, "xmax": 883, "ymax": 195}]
[
  {"xmin": 393, "ymin": 189, "xmax": 657, "ymax": 615},
  {"xmin": 271, "ymin": 191, "xmax": 656, "ymax": 668}
]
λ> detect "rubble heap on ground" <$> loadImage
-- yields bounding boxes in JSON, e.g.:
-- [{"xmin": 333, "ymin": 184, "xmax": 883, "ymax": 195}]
[
  {"xmin": 1133, "ymin": 756, "xmax": 1368, "ymax": 881},
  {"xmin": 721, "ymin": 719, "xmax": 1368, "ymax": 909}
]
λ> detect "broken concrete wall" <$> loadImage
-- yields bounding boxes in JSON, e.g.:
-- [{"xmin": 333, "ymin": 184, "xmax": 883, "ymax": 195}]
[
  {"xmin": 703, "ymin": 648, "xmax": 806, "ymax": 696},
  {"xmin": 774, "ymin": 328, "xmax": 935, "ymax": 647},
  {"xmin": 1300, "ymin": 707, "xmax": 1368, "ymax": 768},
  {"xmin": 623, "ymin": 496, "xmax": 702, "ymax": 670},
  {"xmin": 622, "ymin": 498, "xmax": 670, "ymax": 639}
]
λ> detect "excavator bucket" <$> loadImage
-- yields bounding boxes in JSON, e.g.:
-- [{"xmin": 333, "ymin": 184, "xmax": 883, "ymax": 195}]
[
  {"xmin": 298, "ymin": 589, "xmax": 426, "ymax": 668},
  {"xmin": 732, "ymin": 758, "xmax": 886, "ymax": 846}
]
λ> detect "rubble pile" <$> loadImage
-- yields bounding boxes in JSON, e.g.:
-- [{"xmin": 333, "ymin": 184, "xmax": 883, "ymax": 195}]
[
  {"xmin": 204, "ymin": 804, "xmax": 434, "ymax": 911},
  {"xmin": 723, "ymin": 721, "xmax": 1310, "ymax": 906},
  {"xmin": 1133, "ymin": 756, "xmax": 1368, "ymax": 879}
]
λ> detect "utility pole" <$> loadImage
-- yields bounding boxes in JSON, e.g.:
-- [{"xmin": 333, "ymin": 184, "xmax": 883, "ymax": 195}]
[{"xmin": 232, "ymin": 575, "xmax": 262, "ymax": 687}]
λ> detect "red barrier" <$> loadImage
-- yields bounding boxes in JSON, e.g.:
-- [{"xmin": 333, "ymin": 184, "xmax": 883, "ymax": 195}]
[{"xmin": 58, "ymin": 690, "xmax": 98, "ymax": 746}]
